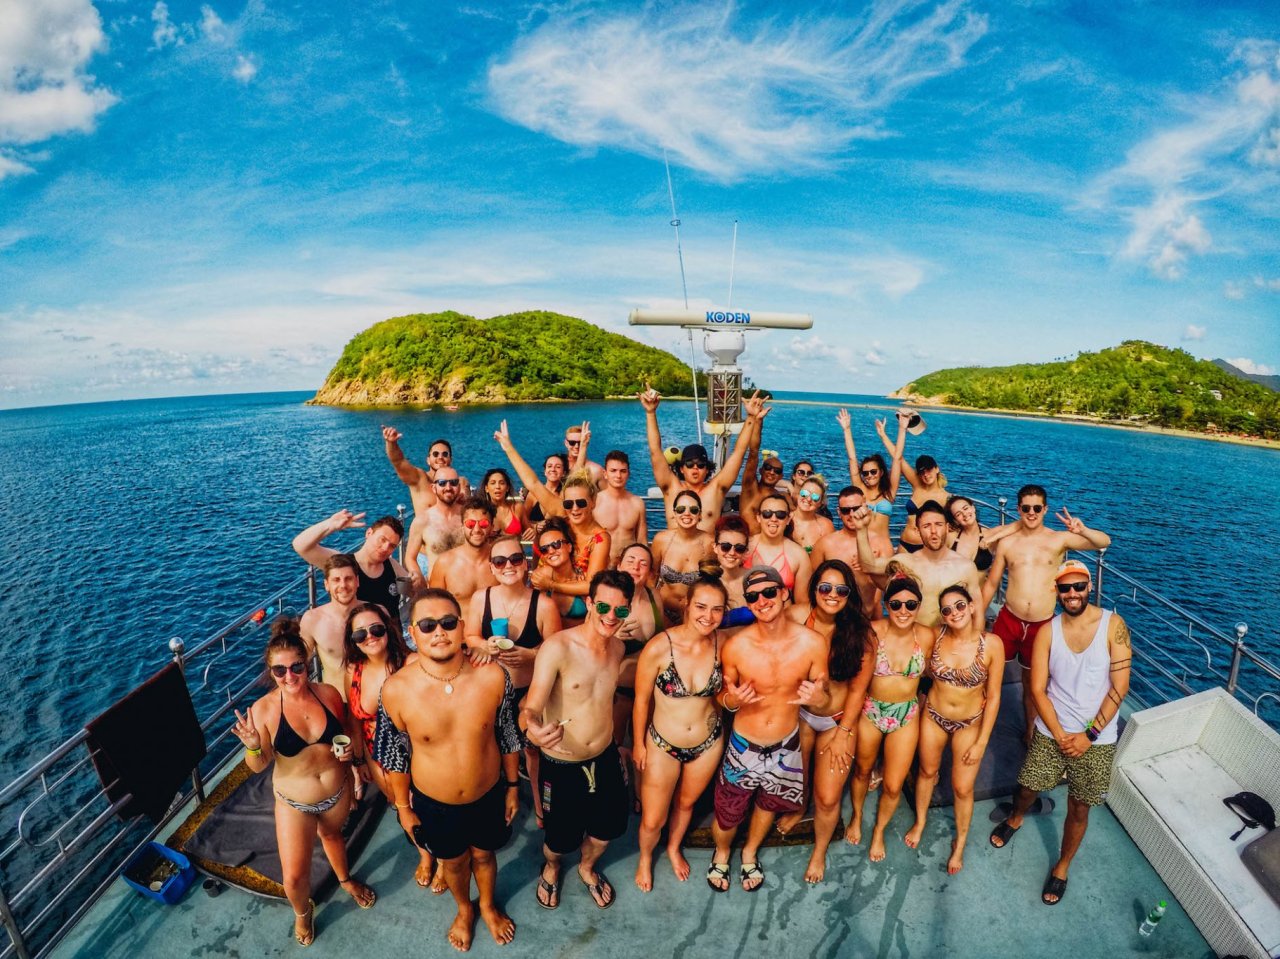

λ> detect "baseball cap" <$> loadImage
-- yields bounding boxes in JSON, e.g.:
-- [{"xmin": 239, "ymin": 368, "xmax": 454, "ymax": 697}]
[
  {"xmin": 915, "ymin": 454, "xmax": 938, "ymax": 472},
  {"xmin": 897, "ymin": 407, "xmax": 927, "ymax": 436},
  {"xmin": 743, "ymin": 566, "xmax": 785, "ymax": 592},
  {"xmin": 1054, "ymin": 559, "xmax": 1092, "ymax": 582},
  {"xmin": 680, "ymin": 443, "xmax": 710, "ymax": 466}
]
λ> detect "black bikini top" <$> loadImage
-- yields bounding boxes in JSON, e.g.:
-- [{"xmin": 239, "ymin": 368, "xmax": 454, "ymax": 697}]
[{"xmin": 273, "ymin": 688, "xmax": 345, "ymax": 758}]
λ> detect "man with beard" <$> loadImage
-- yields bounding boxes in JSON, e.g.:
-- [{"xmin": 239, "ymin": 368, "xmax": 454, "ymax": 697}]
[
  {"xmin": 378, "ymin": 588, "xmax": 520, "ymax": 951},
  {"xmin": 292, "ymin": 510, "xmax": 411, "ymax": 617},
  {"xmin": 298, "ymin": 554, "xmax": 360, "ymax": 698},
  {"xmin": 708, "ymin": 566, "xmax": 827, "ymax": 893},
  {"xmin": 428, "ymin": 497, "xmax": 498, "ymax": 617},
  {"xmin": 593, "ymin": 450, "xmax": 647, "ymax": 564},
  {"xmin": 520, "ymin": 570, "xmax": 635, "ymax": 911},
  {"xmin": 383, "ymin": 427, "xmax": 466, "ymax": 584},
  {"xmin": 988, "ymin": 560, "xmax": 1131, "ymax": 907}
]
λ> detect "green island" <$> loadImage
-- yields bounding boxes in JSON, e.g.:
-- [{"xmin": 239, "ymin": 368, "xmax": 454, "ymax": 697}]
[
  {"xmin": 309, "ymin": 310, "xmax": 705, "ymax": 406},
  {"xmin": 891, "ymin": 340, "xmax": 1280, "ymax": 441}
]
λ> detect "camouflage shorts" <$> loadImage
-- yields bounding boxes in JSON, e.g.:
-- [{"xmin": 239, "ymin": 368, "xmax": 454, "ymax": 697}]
[{"xmin": 1017, "ymin": 731, "xmax": 1116, "ymax": 807}]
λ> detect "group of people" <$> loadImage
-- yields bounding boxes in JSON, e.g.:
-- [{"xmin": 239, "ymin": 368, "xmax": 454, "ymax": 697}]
[{"xmin": 231, "ymin": 393, "xmax": 1132, "ymax": 951}]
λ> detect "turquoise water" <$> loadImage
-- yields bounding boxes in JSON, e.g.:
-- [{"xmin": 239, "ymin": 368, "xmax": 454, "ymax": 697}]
[{"xmin": 0, "ymin": 389, "xmax": 1276, "ymax": 778}]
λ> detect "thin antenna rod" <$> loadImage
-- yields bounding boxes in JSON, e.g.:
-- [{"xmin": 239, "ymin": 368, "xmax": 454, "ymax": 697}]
[
  {"xmin": 664, "ymin": 151, "xmax": 702, "ymax": 446},
  {"xmin": 727, "ymin": 219, "xmax": 739, "ymax": 309}
]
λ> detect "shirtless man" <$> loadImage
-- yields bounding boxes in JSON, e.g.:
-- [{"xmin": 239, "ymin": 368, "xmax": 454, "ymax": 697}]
[
  {"xmin": 383, "ymin": 427, "xmax": 465, "ymax": 582},
  {"xmin": 298, "ymin": 555, "xmax": 360, "ymax": 698},
  {"xmin": 292, "ymin": 510, "xmax": 411, "ymax": 617},
  {"xmin": 709, "ymin": 566, "xmax": 827, "ymax": 892},
  {"xmin": 641, "ymin": 388, "xmax": 766, "ymax": 532},
  {"xmin": 981, "ymin": 484, "xmax": 1112, "ymax": 741},
  {"xmin": 428, "ymin": 497, "xmax": 498, "ymax": 616},
  {"xmin": 810, "ymin": 486, "xmax": 888, "ymax": 618},
  {"xmin": 593, "ymin": 450, "xmax": 647, "ymax": 563},
  {"xmin": 379, "ymin": 588, "xmax": 520, "ymax": 951},
  {"xmin": 853, "ymin": 501, "xmax": 983, "ymax": 628},
  {"xmin": 520, "ymin": 570, "xmax": 635, "ymax": 911}
]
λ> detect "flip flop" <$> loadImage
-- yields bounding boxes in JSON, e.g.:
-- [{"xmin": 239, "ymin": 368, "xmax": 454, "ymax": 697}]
[
  {"xmin": 338, "ymin": 877, "xmax": 376, "ymax": 908},
  {"xmin": 740, "ymin": 861, "xmax": 765, "ymax": 893},
  {"xmin": 536, "ymin": 865, "xmax": 560, "ymax": 909},
  {"xmin": 1042, "ymin": 873, "xmax": 1068, "ymax": 905},
  {"xmin": 581, "ymin": 869, "xmax": 615, "ymax": 909},
  {"xmin": 989, "ymin": 819, "xmax": 1020, "ymax": 849},
  {"xmin": 293, "ymin": 899, "xmax": 315, "ymax": 947},
  {"xmin": 706, "ymin": 862, "xmax": 730, "ymax": 893}
]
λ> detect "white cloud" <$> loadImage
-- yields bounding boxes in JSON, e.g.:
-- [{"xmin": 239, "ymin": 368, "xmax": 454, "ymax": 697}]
[
  {"xmin": 0, "ymin": 0, "xmax": 117, "ymax": 146},
  {"xmin": 863, "ymin": 349, "xmax": 886, "ymax": 366},
  {"xmin": 1253, "ymin": 275, "xmax": 1280, "ymax": 292},
  {"xmin": 199, "ymin": 4, "xmax": 229, "ymax": 43},
  {"xmin": 150, "ymin": 2, "xmax": 182, "ymax": 50},
  {"xmin": 232, "ymin": 54, "xmax": 257, "ymax": 83},
  {"xmin": 1223, "ymin": 282, "xmax": 1246, "ymax": 301},
  {"xmin": 1182, "ymin": 323, "xmax": 1206, "ymax": 340},
  {"xmin": 0, "ymin": 152, "xmax": 34, "ymax": 180},
  {"xmin": 487, "ymin": 1, "xmax": 987, "ymax": 180},
  {"xmin": 1225, "ymin": 357, "xmax": 1276, "ymax": 376}
]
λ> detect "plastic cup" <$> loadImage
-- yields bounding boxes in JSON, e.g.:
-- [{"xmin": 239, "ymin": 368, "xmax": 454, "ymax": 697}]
[
  {"xmin": 332, "ymin": 734, "xmax": 351, "ymax": 760},
  {"xmin": 494, "ymin": 638, "xmax": 515, "ymax": 651},
  {"xmin": 490, "ymin": 618, "xmax": 509, "ymax": 638}
]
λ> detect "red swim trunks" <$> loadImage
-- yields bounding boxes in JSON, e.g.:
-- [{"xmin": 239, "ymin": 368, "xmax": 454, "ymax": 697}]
[{"xmin": 991, "ymin": 606, "xmax": 1053, "ymax": 666}]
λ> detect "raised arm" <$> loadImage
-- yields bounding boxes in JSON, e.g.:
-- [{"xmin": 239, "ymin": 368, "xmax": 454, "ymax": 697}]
[
  {"xmin": 382, "ymin": 426, "xmax": 435, "ymax": 502},
  {"xmin": 640, "ymin": 389, "xmax": 677, "ymax": 494},
  {"xmin": 292, "ymin": 509, "xmax": 366, "ymax": 568},
  {"xmin": 714, "ymin": 391, "xmax": 769, "ymax": 493},
  {"xmin": 494, "ymin": 420, "xmax": 561, "ymax": 518},
  {"xmin": 837, "ymin": 408, "xmax": 859, "ymax": 486},
  {"xmin": 740, "ymin": 415, "xmax": 762, "ymax": 500},
  {"xmin": 852, "ymin": 510, "xmax": 890, "ymax": 575},
  {"xmin": 571, "ymin": 421, "xmax": 590, "ymax": 473},
  {"xmin": 879, "ymin": 415, "xmax": 912, "ymax": 490},
  {"xmin": 1055, "ymin": 509, "xmax": 1112, "ymax": 552}
]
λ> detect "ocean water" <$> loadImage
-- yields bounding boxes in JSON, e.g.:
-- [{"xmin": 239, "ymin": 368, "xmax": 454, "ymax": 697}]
[{"xmin": 0, "ymin": 389, "xmax": 1276, "ymax": 779}]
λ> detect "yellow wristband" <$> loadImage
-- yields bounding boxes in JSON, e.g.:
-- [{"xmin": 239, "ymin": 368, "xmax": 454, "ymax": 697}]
[
  {"xmin": 395, "ymin": 801, "xmax": 411, "ymax": 809},
  {"xmin": 245, "ymin": 746, "xmax": 262, "ymax": 757}
]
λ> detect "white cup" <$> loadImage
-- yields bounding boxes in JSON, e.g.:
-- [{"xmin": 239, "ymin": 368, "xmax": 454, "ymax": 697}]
[
  {"xmin": 494, "ymin": 638, "xmax": 515, "ymax": 651},
  {"xmin": 332, "ymin": 734, "xmax": 352, "ymax": 760}
]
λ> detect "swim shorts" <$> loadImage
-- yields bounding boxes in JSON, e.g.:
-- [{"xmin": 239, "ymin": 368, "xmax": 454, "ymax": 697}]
[
  {"xmin": 410, "ymin": 778, "xmax": 512, "ymax": 860},
  {"xmin": 539, "ymin": 742, "xmax": 629, "ymax": 854},
  {"xmin": 713, "ymin": 728, "xmax": 803, "ymax": 829},
  {"xmin": 1017, "ymin": 731, "xmax": 1116, "ymax": 807},
  {"xmin": 991, "ymin": 605, "xmax": 1053, "ymax": 666}
]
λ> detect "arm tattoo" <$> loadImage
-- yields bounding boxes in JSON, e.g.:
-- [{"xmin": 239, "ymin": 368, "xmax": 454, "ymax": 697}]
[
  {"xmin": 1110, "ymin": 658, "xmax": 1131, "ymax": 672},
  {"xmin": 1114, "ymin": 620, "xmax": 1131, "ymax": 650}
]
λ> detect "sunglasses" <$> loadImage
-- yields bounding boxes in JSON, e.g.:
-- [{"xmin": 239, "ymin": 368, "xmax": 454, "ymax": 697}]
[
  {"xmin": 436, "ymin": 478, "xmax": 460, "ymax": 487},
  {"xmin": 491, "ymin": 552, "xmax": 526, "ymax": 568},
  {"xmin": 794, "ymin": 469, "xmax": 813, "ymax": 477},
  {"xmin": 270, "ymin": 662, "xmax": 307, "ymax": 678},
  {"xmin": 887, "ymin": 599, "xmax": 920, "ymax": 612},
  {"xmin": 562, "ymin": 498, "xmax": 589, "ymax": 510},
  {"xmin": 798, "ymin": 490, "xmax": 822, "ymax": 502},
  {"xmin": 1020, "ymin": 503, "xmax": 1045, "ymax": 514},
  {"xmin": 759, "ymin": 509, "xmax": 789, "ymax": 520},
  {"xmin": 761, "ymin": 466, "xmax": 782, "ymax": 474},
  {"xmin": 464, "ymin": 518, "xmax": 490, "ymax": 529},
  {"xmin": 673, "ymin": 504, "xmax": 701, "ymax": 515},
  {"xmin": 716, "ymin": 541, "xmax": 749, "ymax": 554},
  {"xmin": 565, "ymin": 439, "xmax": 582, "ymax": 447},
  {"xmin": 816, "ymin": 583, "xmax": 851, "ymax": 597},
  {"xmin": 1056, "ymin": 581, "xmax": 1089, "ymax": 594},
  {"xmin": 683, "ymin": 460, "xmax": 709, "ymax": 470},
  {"xmin": 351, "ymin": 623, "xmax": 388, "ymax": 643},
  {"xmin": 837, "ymin": 504, "xmax": 864, "ymax": 515},
  {"xmin": 859, "ymin": 468, "xmax": 880, "ymax": 477},
  {"xmin": 593, "ymin": 601, "xmax": 631, "ymax": 618},
  {"xmin": 539, "ymin": 538, "xmax": 568, "ymax": 552},
  {"xmin": 414, "ymin": 615, "xmax": 460, "ymax": 632},
  {"xmin": 429, "ymin": 450, "xmax": 451, "ymax": 458},
  {"xmin": 939, "ymin": 600, "xmax": 969, "ymax": 617},
  {"xmin": 744, "ymin": 586, "xmax": 781, "ymax": 604}
]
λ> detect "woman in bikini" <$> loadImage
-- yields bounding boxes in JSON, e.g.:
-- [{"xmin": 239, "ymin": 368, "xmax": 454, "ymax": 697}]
[
  {"xmin": 746, "ymin": 492, "xmax": 812, "ymax": 601},
  {"xmin": 838, "ymin": 575, "xmax": 935, "ymax": 862},
  {"xmin": 631, "ymin": 574, "xmax": 727, "ymax": 892},
  {"xmin": 837, "ymin": 408, "xmax": 902, "ymax": 540},
  {"xmin": 790, "ymin": 476, "xmax": 834, "ymax": 553},
  {"xmin": 529, "ymin": 518, "xmax": 587, "ymax": 626},
  {"xmin": 466, "ymin": 533, "xmax": 562, "ymax": 827},
  {"xmin": 650, "ymin": 489, "xmax": 715, "ymax": 623},
  {"xmin": 481, "ymin": 467, "xmax": 525, "ymax": 538},
  {"xmin": 522, "ymin": 453, "xmax": 567, "ymax": 535},
  {"xmin": 905, "ymin": 584, "xmax": 1004, "ymax": 873},
  {"xmin": 945, "ymin": 495, "xmax": 1015, "ymax": 573},
  {"xmin": 231, "ymin": 618, "xmax": 376, "ymax": 946},
  {"xmin": 712, "ymin": 515, "xmax": 754, "ymax": 631},
  {"xmin": 778, "ymin": 561, "xmax": 874, "ymax": 883}
]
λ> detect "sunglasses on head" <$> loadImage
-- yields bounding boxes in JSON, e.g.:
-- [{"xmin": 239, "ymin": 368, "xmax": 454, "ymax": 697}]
[
  {"xmin": 1020, "ymin": 503, "xmax": 1045, "ymax": 514},
  {"xmin": 562, "ymin": 498, "xmax": 589, "ymax": 510},
  {"xmin": 717, "ymin": 541, "xmax": 749, "ymax": 554},
  {"xmin": 798, "ymin": 490, "xmax": 821, "ymax": 502},
  {"xmin": 436, "ymin": 478, "xmax": 460, "ymax": 487},
  {"xmin": 887, "ymin": 599, "xmax": 920, "ymax": 612},
  {"xmin": 491, "ymin": 552, "xmax": 525, "ymax": 568},
  {"xmin": 464, "ymin": 518, "xmax": 490, "ymax": 529},
  {"xmin": 673, "ymin": 504, "xmax": 701, "ymax": 515},
  {"xmin": 414, "ymin": 615, "xmax": 460, "ymax": 632},
  {"xmin": 837, "ymin": 504, "xmax": 864, "ymax": 514},
  {"xmin": 744, "ymin": 586, "xmax": 781, "ymax": 604},
  {"xmin": 1057, "ymin": 581, "xmax": 1089, "ymax": 594},
  {"xmin": 351, "ymin": 623, "xmax": 388, "ymax": 643},
  {"xmin": 593, "ymin": 601, "xmax": 631, "ymax": 618},
  {"xmin": 816, "ymin": 583, "xmax": 851, "ymax": 597},
  {"xmin": 760, "ymin": 509, "xmax": 789, "ymax": 520},
  {"xmin": 939, "ymin": 600, "xmax": 969, "ymax": 617},
  {"xmin": 270, "ymin": 662, "xmax": 307, "ymax": 678},
  {"xmin": 539, "ymin": 538, "xmax": 568, "ymax": 552}
]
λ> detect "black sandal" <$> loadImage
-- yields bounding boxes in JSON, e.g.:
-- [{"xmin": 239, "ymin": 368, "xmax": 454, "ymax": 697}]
[
  {"xmin": 989, "ymin": 819, "xmax": 1020, "ymax": 849},
  {"xmin": 1041, "ymin": 873, "xmax": 1068, "ymax": 905}
]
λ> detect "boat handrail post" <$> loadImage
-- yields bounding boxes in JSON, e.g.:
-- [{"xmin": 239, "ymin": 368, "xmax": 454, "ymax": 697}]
[
  {"xmin": 167, "ymin": 636, "xmax": 207, "ymax": 802},
  {"xmin": 1094, "ymin": 548, "xmax": 1106, "ymax": 607},
  {"xmin": 306, "ymin": 565, "xmax": 318, "ymax": 610},
  {"xmin": 0, "ymin": 885, "xmax": 31, "ymax": 959},
  {"xmin": 396, "ymin": 504, "xmax": 407, "ymax": 567},
  {"xmin": 1226, "ymin": 622, "xmax": 1248, "ymax": 694},
  {"xmin": 997, "ymin": 496, "xmax": 1007, "ymax": 525}
]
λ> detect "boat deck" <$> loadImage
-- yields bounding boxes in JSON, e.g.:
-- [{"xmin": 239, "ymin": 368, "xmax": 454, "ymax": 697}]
[{"xmin": 52, "ymin": 784, "xmax": 1211, "ymax": 959}]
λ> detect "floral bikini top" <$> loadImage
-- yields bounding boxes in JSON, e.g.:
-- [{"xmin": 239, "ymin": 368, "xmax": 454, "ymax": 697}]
[
  {"xmin": 873, "ymin": 632, "xmax": 924, "ymax": 679},
  {"xmin": 654, "ymin": 632, "xmax": 723, "ymax": 699}
]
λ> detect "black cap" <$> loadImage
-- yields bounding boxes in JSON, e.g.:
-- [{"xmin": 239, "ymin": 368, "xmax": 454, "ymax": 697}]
[
  {"xmin": 680, "ymin": 444, "xmax": 710, "ymax": 466},
  {"xmin": 743, "ymin": 566, "xmax": 786, "ymax": 591},
  {"xmin": 915, "ymin": 454, "xmax": 938, "ymax": 472}
]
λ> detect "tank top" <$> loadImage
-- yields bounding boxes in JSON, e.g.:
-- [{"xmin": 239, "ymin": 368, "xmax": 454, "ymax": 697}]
[
  {"xmin": 481, "ymin": 588, "xmax": 543, "ymax": 649},
  {"xmin": 351, "ymin": 552, "xmax": 399, "ymax": 614},
  {"xmin": 1034, "ymin": 610, "xmax": 1116, "ymax": 746}
]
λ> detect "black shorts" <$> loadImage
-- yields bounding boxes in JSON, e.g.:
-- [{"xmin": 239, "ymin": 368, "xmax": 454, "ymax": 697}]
[
  {"xmin": 539, "ymin": 742, "xmax": 628, "ymax": 854},
  {"xmin": 410, "ymin": 779, "xmax": 512, "ymax": 860}
]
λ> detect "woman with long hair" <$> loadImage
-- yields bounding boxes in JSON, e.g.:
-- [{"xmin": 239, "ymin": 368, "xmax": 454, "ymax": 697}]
[
  {"xmin": 712, "ymin": 515, "xmax": 754, "ymax": 630},
  {"xmin": 631, "ymin": 574, "xmax": 727, "ymax": 892},
  {"xmin": 790, "ymin": 476, "xmax": 835, "ymax": 553},
  {"xmin": 944, "ymin": 495, "xmax": 1014, "ymax": 573},
  {"xmin": 837, "ymin": 408, "xmax": 901, "ymax": 539},
  {"xmin": 906, "ymin": 583, "xmax": 1004, "ymax": 873},
  {"xmin": 481, "ymin": 467, "xmax": 525, "ymax": 538},
  {"xmin": 650, "ymin": 489, "xmax": 715, "ymax": 624},
  {"xmin": 523, "ymin": 453, "xmax": 567, "ymax": 530},
  {"xmin": 528, "ymin": 517, "xmax": 587, "ymax": 626},
  {"xmin": 231, "ymin": 619, "xmax": 375, "ymax": 946}
]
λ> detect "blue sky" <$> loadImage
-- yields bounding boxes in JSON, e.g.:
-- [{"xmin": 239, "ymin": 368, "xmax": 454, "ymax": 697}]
[{"xmin": 1, "ymin": 0, "xmax": 1278, "ymax": 409}]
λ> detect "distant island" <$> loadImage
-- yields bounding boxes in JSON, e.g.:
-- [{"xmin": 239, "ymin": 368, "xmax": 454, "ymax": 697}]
[
  {"xmin": 309, "ymin": 310, "xmax": 705, "ymax": 406},
  {"xmin": 891, "ymin": 340, "xmax": 1280, "ymax": 441}
]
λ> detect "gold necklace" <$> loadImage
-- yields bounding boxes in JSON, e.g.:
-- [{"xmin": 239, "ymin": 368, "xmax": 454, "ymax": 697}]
[{"xmin": 418, "ymin": 657, "xmax": 464, "ymax": 694}]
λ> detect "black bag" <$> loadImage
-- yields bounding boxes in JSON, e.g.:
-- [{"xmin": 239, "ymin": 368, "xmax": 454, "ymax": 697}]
[{"xmin": 1223, "ymin": 792, "xmax": 1276, "ymax": 841}]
